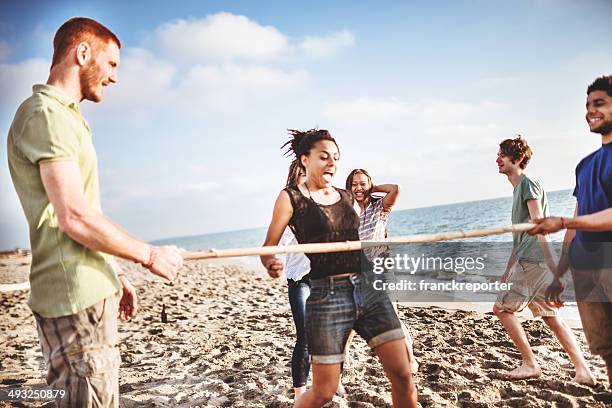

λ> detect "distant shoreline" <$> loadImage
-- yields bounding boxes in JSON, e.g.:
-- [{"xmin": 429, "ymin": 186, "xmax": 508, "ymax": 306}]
[{"xmin": 1, "ymin": 188, "xmax": 575, "ymax": 252}]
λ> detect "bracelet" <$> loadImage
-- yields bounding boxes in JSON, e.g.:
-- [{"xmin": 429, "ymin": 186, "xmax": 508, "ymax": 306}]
[
  {"xmin": 143, "ymin": 246, "xmax": 158, "ymax": 269},
  {"xmin": 560, "ymin": 217, "xmax": 567, "ymax": 229}
]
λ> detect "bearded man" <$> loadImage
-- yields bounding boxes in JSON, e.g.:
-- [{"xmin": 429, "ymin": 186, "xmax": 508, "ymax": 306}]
[{"xmin": 7, "ymin": 17, "xmax": 183, "ymax": 407}]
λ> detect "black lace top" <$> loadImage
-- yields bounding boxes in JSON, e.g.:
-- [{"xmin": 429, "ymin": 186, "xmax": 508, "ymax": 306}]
[{"xmin": 284, "ymin": 185, "xmax": 366, "ymax": 279}]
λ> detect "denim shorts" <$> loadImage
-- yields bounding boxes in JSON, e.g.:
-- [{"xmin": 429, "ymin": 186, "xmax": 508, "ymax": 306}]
[{"xmin": 305, "ymin": 273, "xmax": 404, "ymax": 364}]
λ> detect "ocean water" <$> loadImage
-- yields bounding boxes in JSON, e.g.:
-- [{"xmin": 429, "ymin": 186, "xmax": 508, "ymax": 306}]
[
  {"xmin": 154, "ymin": 188, "xmax": 576, "ymax": 253},
  {"xmin": 154, "ymin": 188, "xmax": 581, "ymax": 324}
]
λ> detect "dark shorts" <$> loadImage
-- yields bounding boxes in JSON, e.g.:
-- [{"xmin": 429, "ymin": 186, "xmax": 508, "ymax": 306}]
[
  {"xmin": 571, "ymin": 267, "xmax": 612, "ymax": 359},
  {"xmin": 306, "ymin": 273, "xmax": 404, "ymax": 364}
]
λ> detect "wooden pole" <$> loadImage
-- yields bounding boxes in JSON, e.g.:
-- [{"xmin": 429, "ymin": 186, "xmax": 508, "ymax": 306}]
[{"xmin": 182, "ymin": 223, "xmax": 535, "ymax": 261}]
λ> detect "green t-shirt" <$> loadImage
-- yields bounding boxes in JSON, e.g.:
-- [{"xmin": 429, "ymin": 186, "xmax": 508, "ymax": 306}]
[
  {"xmin": 7, "ymin": 84, "xmax": 120, "ymax": 318},
  {"xmin": 512, "ymin": 175, "xmax": 549, "ymax": 262}
]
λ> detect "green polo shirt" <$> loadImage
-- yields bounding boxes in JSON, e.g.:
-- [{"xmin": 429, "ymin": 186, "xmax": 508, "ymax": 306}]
[
  {"xmin": 7, "ymin": 84, "xmax": 120, "ymax": 318},
  {"xmin": 511, "ymin": 175, "xmax": 549, "ymax": 262}
]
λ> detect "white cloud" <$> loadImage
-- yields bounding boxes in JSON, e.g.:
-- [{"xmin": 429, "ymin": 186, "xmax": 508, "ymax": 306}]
[
  {"xmin": 182, "ymin": 181, "xmax": 219, "ymax": 192},
  {"xmin": 113, "ymin": 48, "xmax": 176, "ymax": 100},
  {"xmin": 178, "ymin": 63, "xmax": 308, "ymax": 112},
  {"xmin": 323, "ymin": 96, "xmax": 509, "ymax": 171},
  {"xmin": 300, "ymin": 30, "xmax": 354, "ymax": 58},
  {"xmin": 0, "ymin": 58, "xmax": 51, "ymax": 250},
  {"xmin": 84, "ymin": 47, "xmax": 176, "ymax": 127},
  {"xmin": 324, "ymin": 97, "xmax": 504, "ymax": 128},
  {"xmin": 472, "ymin": 76, "xmax": 521, "ymax": 90},
  {"xmin": 184, "ymin": 64, "xmax": 305, "ymax": 91},
  {"xmin": 154, "ymin": 13, "xmax": 355, "ymax": 63},
  {"xmin": 0, "ymin": 58, "xmax": 49, "ymax": 118},
  {"xmin": 417, "ymin": 101, "xmax": 503, "ymax": 125},
  {"xmin": 324, "ymin": 98, "xmax": 413, "ymax": 123},
  {"xmin": 156, "ymin": 13, "xmax": 290, "ymax": 62},
  {"xmin": 0, "ymin": 41, "xmax": 9, "ymax": 61}
]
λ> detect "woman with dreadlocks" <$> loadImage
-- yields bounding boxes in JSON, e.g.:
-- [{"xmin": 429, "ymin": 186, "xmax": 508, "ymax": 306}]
[{"xmin": 261, "ymin": 129, "xmax": 417, "ymax": 407}]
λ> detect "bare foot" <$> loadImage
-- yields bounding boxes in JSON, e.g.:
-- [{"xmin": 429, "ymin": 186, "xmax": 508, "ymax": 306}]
[
  {"xmin": 503, "ymin": 363, "xmax": 541, "ymax": 380},
  {"xmin": 574, "ymin": 369, "xmax": 596, "ymax": 386}
]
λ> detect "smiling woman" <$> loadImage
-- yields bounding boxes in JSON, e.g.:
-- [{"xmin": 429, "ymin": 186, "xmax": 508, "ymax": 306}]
[{"xmin": 259, "ymin": 128, "xmax": 417, "ymax": 407}]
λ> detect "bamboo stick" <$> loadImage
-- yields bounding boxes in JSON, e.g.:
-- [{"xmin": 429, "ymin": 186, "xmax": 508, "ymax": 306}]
[{"xmin": 181, "ymin": 223, "xmax": 535, "ymax": 261}]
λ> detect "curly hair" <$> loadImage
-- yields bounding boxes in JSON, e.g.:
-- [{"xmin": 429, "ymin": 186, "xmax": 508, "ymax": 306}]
[
  {"xmin": 587, "ymin": 75, "xmax": 612, "ymax": 98},
  {"xmin": 499, "ymin": 136, "xmax": 532, "ymax": 169},
  {"xmin": 281, "ymin": 128, "xmax": 339, "ymax": 171}
]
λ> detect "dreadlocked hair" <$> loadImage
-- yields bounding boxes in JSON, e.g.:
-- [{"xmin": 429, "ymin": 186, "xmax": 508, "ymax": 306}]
[
  {"xmin": 281, "ymin": 128, "xmax": 339, "ymax": 170},
  {"xmin": 285, "ymin": 160, "xmax": 303, "ymax": 187}
]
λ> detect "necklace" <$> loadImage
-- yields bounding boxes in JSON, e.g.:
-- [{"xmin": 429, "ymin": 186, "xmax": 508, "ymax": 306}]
[{"xmin": 304, "ymin": 182, "xmax": 335, "ymax": 204}]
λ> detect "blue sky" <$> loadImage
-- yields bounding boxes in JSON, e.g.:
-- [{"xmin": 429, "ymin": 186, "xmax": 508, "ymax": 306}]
[{"xmin": 1, "ymin": 0, "xmax": 611, "ymax": 249}]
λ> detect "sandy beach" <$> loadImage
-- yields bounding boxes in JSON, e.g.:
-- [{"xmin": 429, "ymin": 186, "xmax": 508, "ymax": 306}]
[{"xmin": 1, "ymin": 253, "xmax": 611, "ymax": 407}]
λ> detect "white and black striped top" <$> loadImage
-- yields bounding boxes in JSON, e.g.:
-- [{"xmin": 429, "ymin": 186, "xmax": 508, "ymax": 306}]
[{"xmin": 359, "ymin": 197, "xmax": 390, "ymax": 261}]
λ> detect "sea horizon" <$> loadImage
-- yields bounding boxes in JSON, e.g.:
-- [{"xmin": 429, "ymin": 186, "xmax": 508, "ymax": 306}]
[
  {"xmin": 0, "ymin": 187, "xmax": 575, "ymax": 252},
  {"xmin": 152, "ymin": 187, "xmax": 575, "ymax": 249}
]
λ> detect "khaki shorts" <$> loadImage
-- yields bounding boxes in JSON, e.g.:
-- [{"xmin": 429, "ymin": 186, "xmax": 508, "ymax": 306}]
[
  {"xmin": 495, "ymin": 260, "xmax": 558, "ymax": 317},
  {"xmin": 571, "ymin": 267, "xmax": 612, "ymax": 359},
  {"xmin": 34, "ymin": 293, "xmax": 121, "ymax": 408}
]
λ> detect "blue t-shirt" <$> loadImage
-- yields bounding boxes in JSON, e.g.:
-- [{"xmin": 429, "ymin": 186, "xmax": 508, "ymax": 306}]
[{"xmin": 569, "ymin": 142, "xmax": 612, "ymax": 269}]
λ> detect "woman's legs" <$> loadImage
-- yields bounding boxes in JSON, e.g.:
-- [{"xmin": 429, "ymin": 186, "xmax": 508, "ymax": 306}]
[
  {"xmin": 288, "ymin": 279, "xmax": 311, "ymax": 396},
  {"xmin": 393, "ymin": 303, "xmax": 418, "ymax": 374},
  {"xmin": 344, "ymin": 303, "xmax": 418, "ymax": 374},
  {"xmin": 375, "ymin": 339, "xmax": 418, "ymax": 408},
  {"xmin": 293, "ymin": 363, "xmax": 341, "ymax": 408},
  {"xmin": 352, "ymin": 272, "xmax": 417, "ymax": 406}
]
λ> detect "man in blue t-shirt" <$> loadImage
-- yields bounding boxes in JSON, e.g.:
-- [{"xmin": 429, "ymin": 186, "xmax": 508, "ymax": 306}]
[{"xmin": 531, "ymin": 75, "xmax": 612, "ymax": 388}]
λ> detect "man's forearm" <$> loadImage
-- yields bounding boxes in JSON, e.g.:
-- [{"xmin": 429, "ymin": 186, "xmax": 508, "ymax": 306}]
[
  {"xmin": 565, "ymin": 208, "xmax": 612, "ymax": 231},
  {"xmin": 536, "ymin": 235, "xmax": 557, "ymax": 272},
  {"xmin": 505, "ymin": 251, "xmax": 517, "ymax": 273},
  {"xmin": 556, "ymin": 228, "xmax": 576, "ymax": 279},
  {"xmin": 60, "ymin": 209, "xmax": 150, "ymax": 264}
]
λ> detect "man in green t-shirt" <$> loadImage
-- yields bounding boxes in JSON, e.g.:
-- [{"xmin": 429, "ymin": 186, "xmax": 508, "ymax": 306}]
[
  {"xmin": 492, "ymin": 136, "xmax": 594, "ymax": 384},
  {"xmin": 7, "ymin": 18, "xmax": 183, "ymax": 407}
]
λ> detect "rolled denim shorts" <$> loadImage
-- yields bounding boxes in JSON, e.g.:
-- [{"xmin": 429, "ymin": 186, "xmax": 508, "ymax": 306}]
[{"xmin": 305, "ymin": 272, "xmax": 404, "ymax": 364}]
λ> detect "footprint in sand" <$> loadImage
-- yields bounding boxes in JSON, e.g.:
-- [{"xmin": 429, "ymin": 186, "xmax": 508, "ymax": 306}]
[{"xmin": 481, "ymin": 360, "xmax": 512, "ymax": 370}]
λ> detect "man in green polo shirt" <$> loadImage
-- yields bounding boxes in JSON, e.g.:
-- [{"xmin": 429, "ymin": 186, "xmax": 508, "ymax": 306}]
[
  {"xmin": 7, "ymin": 17, "xmax": 183, "ymax": 407},
  {"xmin": 492, "ymin": 136, "xmax": 594, "ymax": 384}
]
